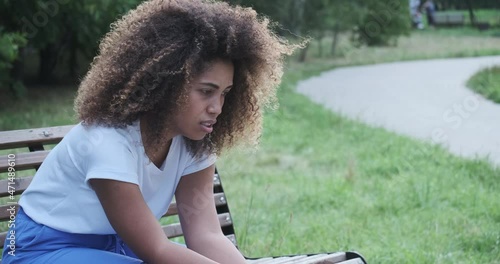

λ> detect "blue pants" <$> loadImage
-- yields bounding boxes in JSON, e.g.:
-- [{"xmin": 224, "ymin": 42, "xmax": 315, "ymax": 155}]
[{"xmin": 2, "ymin": 207, "xmax": 144, "ymax": 263}]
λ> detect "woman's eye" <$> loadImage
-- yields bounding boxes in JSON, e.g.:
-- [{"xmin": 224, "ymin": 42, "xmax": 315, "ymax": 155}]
[{"xmin": 200, "ymin": 89, "xmax": 212, "ymax": 95}]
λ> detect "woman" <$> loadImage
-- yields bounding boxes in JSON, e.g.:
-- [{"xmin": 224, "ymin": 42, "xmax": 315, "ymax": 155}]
[{"xmin": 2, "ymin": 0, "xmax": 297, "ymax": 263}]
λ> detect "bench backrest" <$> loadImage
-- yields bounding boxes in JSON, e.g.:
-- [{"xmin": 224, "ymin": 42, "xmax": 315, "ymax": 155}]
[
  {"xmin": 0, "ymin": 125, "xmax": 237, "ymax": 245},
  {"xmin": 434, "ymin": 12, "xmax": 465, "ymax": 26}
]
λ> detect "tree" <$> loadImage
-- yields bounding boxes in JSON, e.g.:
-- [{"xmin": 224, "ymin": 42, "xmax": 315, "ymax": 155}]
[
  {"xmin": 351, "ymin": 0, "xmax": 411, "ymax": 47},
  {"xmin": 321, "ymin": 1, "xmax": 363, "ymax": 57},
  {"xmin": 464, "ymin": 0, "xmax": 476, "ymax": 25},
  {"xmin": 0, "ymin": 0, "xmax": 141, "ymax": 85},
  {"xmin": 0, "ymin": 28, "xmax": 27, "ymax": 97}
]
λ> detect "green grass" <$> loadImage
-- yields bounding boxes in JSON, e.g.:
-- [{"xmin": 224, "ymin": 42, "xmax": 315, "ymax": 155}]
[
  {"xmin": 1, "ymin": 28, "xmax": 500, "ymax": 263},
  {"xmin": 0, "ymin": 85, "xmax": 76, "ymax": 130},
  {"xmin": 299, "ymin": 28, "xmax": 500, "ymax": 67},
  {"xmin": 217, "ymin": 63, "xmax": 500, "ymax": 263},
  {"xmin": 467, "ymin": 66, "xmax": 500, "ymax": 104}
]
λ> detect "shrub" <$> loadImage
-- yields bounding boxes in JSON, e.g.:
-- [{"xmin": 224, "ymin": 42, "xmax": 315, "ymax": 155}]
[{"xmin": 0, "ymin": 28, "xmax": 27, "ymax": 98}]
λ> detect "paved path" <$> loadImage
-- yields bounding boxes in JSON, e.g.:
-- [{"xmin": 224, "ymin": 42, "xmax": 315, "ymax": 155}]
[{"xmin": 297, "ymin": 56, "xmax": 500, "ymax": 168}]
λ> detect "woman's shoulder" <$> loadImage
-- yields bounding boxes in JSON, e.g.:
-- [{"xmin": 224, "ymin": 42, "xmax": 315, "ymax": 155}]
[{"xmin": 65, "ymin": 122, "xmax": 140, "ymax": 147}]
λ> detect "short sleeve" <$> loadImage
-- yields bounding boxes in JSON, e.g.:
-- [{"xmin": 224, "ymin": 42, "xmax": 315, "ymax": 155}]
[
  {"xmin": 80, "ymin": 127, "xmax": 139, "ymax": 188},
  {"xmin": 182, "ymin": 153, "xmax": 217, "ymax": 176}
]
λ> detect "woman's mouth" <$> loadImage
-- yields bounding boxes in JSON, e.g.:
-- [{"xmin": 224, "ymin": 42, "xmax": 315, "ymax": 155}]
[{"xmin": 200, "ymin": 121, "xmax": 215, "ymax": 133}]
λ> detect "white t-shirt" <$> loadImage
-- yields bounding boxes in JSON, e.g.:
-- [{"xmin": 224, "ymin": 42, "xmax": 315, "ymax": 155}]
[{"xmin": 19, "ymin": 121, "xmax": 216, "ymax": 234}]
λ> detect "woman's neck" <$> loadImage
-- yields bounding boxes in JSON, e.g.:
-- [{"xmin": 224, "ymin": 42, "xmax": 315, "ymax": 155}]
[{"xmin": 140, "ymin": 116, "xmax": 173, "ymax": 168}]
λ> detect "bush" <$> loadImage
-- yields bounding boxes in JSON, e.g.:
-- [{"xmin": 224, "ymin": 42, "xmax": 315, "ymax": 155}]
[
  {"xmin": 0, "ymin": 28, "xmax": 27, "ymax": 98},
  {"xmin": 352, "ymin": 0, "xmax": 411, "ymax": 46}
]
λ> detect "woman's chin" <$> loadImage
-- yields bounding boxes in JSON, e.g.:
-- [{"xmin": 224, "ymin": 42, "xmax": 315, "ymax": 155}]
[{"xmin": 185, "ymin": 134, "xmax": 207, "ymax": 141}]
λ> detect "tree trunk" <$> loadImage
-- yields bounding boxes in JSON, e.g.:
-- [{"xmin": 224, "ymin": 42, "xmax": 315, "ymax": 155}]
[
  {"xmin": 38, "ymin": 44, "xmax": 59, "ymax": 84},
  {"xmin": 68, "ymin": 30, "xmax": 79, "ymax": 81},
  {"xmin": 317, "ymin": 32, "xmax": 324, "ymax": 57},
  {"xmin": 290, "ymin": 0, "xmax": 305, "ymax": 36},
  {"xmin": 331, "ymin": 23, "xmax": 340, "ymax": 57},
  {"xmin": 298, "ymin": 43, "xmax": 309, "ymax": 62},
  {"xmin": 464, "ymin": 0, "xmax": 475, "ymax": 25},
  {"xmin": 38, "ymin": 27, "xmax": 72, "ymax": 84},
  {"xmin": 9, "ymin": 47, "xmax": 26, "ymax": 98},
  {"xmin": 11, "ymin": 47, "xmax": 25, "ymax": 84}
]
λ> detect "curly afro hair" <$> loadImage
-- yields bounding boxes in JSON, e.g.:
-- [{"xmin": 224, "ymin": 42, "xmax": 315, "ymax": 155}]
[{"xmin": 75, "ymin": 0, "xmax": 298, "ymax": 156}]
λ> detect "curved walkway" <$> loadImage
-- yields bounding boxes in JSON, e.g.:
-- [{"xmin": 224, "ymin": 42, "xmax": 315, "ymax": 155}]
[{"xmin": 297, "ymin": 56, "xmax": 500, "ymax": 167}]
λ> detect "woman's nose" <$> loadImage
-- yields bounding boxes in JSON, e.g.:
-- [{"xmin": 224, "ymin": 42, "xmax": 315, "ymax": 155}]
[{"xmin": 208, "ymin": 96, "xmax": 223, "ymax": 115}]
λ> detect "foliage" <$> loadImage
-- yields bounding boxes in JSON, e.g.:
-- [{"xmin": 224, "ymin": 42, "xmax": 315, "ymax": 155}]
[
  {"xmin": 351, "ymin": 0, "xmax": 411, "ymax": 47},
  {"xmin": 0, "ymin": 0, "xmax": 141, "ymax": 84},
  {"xmin": 0, "ymin": 28, "xmax": 27, "ymax": 98},
  {"xmin": 467, "ymin": 66, "xmax": 500, "ymax": 104},
  {"xmin": 225, "ymin": 0, "xmax": 411, "ymax": 54}
]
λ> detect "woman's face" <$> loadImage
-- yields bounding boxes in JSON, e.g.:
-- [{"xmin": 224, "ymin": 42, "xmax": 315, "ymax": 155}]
[{"xmin": 171, "ymin": 59, "xmax": 234, "ymax": 140}]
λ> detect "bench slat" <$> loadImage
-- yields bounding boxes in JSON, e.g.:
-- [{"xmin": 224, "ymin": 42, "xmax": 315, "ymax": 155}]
[
  {"xmin": 0, "ymin": 151, "xmax": 49, "ymax": 173},
  {"xmin": 0, "ymin": 125, "xmax": 74, "ymax": 150},
  {"xmin": 0, "ymin": 176, "xmax": 33, "ymax": 197},
  {"xmin": 335, "ymin": 258, "xmax": 364, "ymax": 264},
  {"xmin": 162, "ymin": 212, "xmax": 231, "ymax": 238},
  {"xmin": 433, "ymin": 13, "xmax": 465, "ymax": 26},
  {"xmin": 0, "ymin": 192, "xmax": 228, "ymax": 221},
  {"xmin": 261, "ymin": 256, "xmax": 309, "ymax": 264},
  {"xmin": 0, "ymin": 213, "xmax": 232, "ymax": 244},
  {"xmin": 163, "ymin": 192, "xmax": 227, "ymax": 217},
  {"xmin": 0, "ymin": 213, "xmax": 233, "ymax": 248},
  {"xmin": 245, "ymin": 253, "xmax": 351, "ymax": 264},
  {"xmin": 0, "ymin": 174, "xmax": 223, "ymax": 198}
]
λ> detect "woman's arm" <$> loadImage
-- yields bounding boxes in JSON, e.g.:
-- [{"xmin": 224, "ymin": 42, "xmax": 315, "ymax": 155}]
[
  {"xmin": 90, "ymin": 179, "xmax": 219, "ymax": 264},
  {"xmin": 175, "ymin": 164, "xmax": 247, "ymax": 264}
]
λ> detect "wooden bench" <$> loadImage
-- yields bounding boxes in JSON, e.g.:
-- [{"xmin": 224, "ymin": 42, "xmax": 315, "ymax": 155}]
[
  {"xmin": 433, "ymin": 12, "xmax": 465, "ymax": 27},
  {"xmin": 0, "ymin": 125, "xmax": 367, "ymax": 264}
]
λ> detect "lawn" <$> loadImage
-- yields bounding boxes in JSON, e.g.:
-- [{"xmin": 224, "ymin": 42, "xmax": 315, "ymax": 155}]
[
  {"xmin": 1, "ymin": 28, "xmax": 500, "ymax": 263},
  {"xmin": 467, "ymin": 66, "xmax": 500, "ymax": 104}
]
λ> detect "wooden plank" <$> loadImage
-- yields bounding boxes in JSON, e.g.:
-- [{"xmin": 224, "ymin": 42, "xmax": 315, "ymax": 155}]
[
  {"xmin": 0, "ymin": 232, "xmax": 7, "ymax": 247},
  {"xmin": 246, "ymin": 258, "xmax": 275, "ymax": 263},
  {"xmin": 162, "ymin": 192, "xmax": 227, "ymax": 217},
  {"xmin": 447, "ymin": 14, "xmax": 464, "ymax": 24},
  {"xmin": 288, "ymin": 254, "xmax": 328, "ymax": 264},
  {"xmin": 0, "ymin": 125, "xmax": 74, "ymax": 150},
  {"xmin": 0, "ymin": 174, "xmax": 221, "ymax": 199},
  {"xmin": 0, "ymin": 213, "xmax": 232, "ymax": 244},
  {"xmin": 248, "ymin": 257, "xmax": 291, "ymax": 263},
  {"xmin": 246, "ymin": 253, "xmax": 348, "ymax": 264},
  {"xmin": 247, "ymin": 255, "xmax": 309, "ymax": 264},
  {"xmin": 246, "ymin": 253, "xmax": 347, "ymax": 264},
  {"xmin": 434, "ymin": 13, "xmax": 464, "ymax": 26},
  {"xmin": 0, "ymin": 204, "xmax": 19, "ymax": 222},
  {"xmin": 0, "ymin": 176, "xmax": 33, "ymax": 197},
  {"xmin": 162, "ymin": 213, "xmax": 231, "ymax": 238},
  {"xmin": 434, "ymin": 14, "xmax": 447, "ymax": 24},
  {"xmin": 0, "ymin": 192, "xmax": 229, "ymax": 221},
  {"xmin": 0, "ymin": 151, "xmax": 49, "ymax": 173},
  {"xmin": 226, "ymin": 234, "xmax": 237, "ymax": 246},
  {"xmin": 336, "ymin": 258, "xmax": 364, "ymax": 264},
  {"xmin": 278, "ymin": 252, "xmax": 346, "ymax": 264},
  {"xmin": 266, "ymin": 256, "xmax": 309, "ymax": 264}
]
